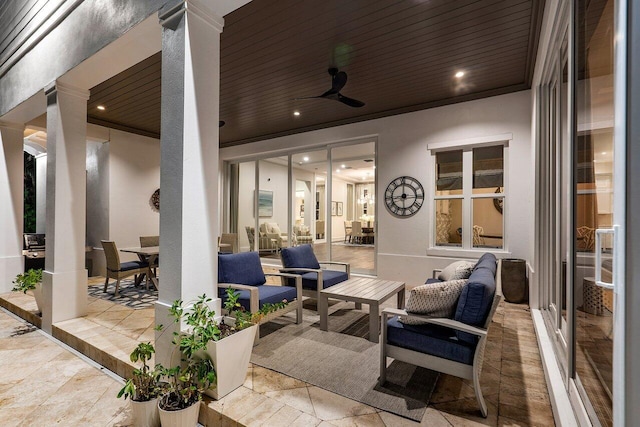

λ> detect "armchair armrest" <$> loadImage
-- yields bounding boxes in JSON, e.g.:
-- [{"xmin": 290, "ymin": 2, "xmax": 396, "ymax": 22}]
[
  {"xmin": 381, "ymin": 307, "xmax": 488, "ymax": 337},
  {"xmin": 432, "ymin": 269, "xmax": 442, "ymax": 279},
  {"xmin": 318, "ymin": 261, "xmax": 351, "ymax": 277},
  {"xmin": 220, "ymin": 283, "xmax": 259, "ymax": 314}
]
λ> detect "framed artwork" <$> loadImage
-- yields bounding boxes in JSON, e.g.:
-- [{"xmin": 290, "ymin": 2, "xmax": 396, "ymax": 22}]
[
  {"xmin": 331, "ymin": 201, "xmax": 337, "ymax": 216},
  {"xmin": 337, "ymin": 202, "xmax": 343, "ymax": 216},
  {"xmin": 258, "ymin": 190, "xmax": 273, "ymax": 217}
]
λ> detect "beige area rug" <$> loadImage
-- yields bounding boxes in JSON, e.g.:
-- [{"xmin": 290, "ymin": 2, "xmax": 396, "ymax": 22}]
[{"xmin": 251, "ymin": 301, "xmax": 438, "ymax": 421}]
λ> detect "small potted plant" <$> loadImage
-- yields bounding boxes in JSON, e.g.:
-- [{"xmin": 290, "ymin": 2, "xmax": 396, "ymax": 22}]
[
  {"xmin": 12, "ymin": 269, "xmax": 43, "ymax": 314},
  {"xmin": 117, "ymin": 342, "xmax": 164, "ymax": 427}
]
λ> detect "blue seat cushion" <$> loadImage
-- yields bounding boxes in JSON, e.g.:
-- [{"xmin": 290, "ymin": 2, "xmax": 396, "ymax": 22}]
[
  {"xmin": 425, "ymin": 278, "xmax": 442, "ymax": 284},
  {"xmin": 454, "ymin": 254, "xmax": 497, "ymax": 344},
  {"xmin": 218, "ymin": 284, "xmax": 297, "ymax": 312},
  {"xmin": 300, "ymin": 270, "xmax": 348, "ymax": 290},
  {"xmin": 118, "ymin": 261, "xmax": 148, "ymax": 271},
  {"xmin": 280, "ymin": 245, "xmax": 321, "ymax": 270},
  {"xmin": 218, "ymin": 252, "xmax": 266, "ymax": 286},
  {"xmin": 386, "ymin": 316, "xmax": 476, "ymax": 365}
]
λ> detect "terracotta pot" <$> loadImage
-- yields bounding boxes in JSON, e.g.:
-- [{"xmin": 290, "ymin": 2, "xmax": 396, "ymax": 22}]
[
  {"xmin": 31, "ymin": 282, "xmax": 44, "ymax": 314},
  {"xmin": 130, "ymin": 398, "xmax": 160, "ymax": 427},
  {"xmin": 158, "ymin": 399, "xmax": 200, "ymax": 427}
]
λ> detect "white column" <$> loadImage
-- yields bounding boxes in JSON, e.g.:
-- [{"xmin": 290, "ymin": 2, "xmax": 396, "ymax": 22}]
[
  {"xmin": 155, "ymin": 0, "xmax": 223, "ymax": 365},
  {"xmin": 0, "ymin": 122, "xmax": 25, "ymax": 292},
  {"xmin": 41, "ymin": 82, "xmax": 89, "ymax": 333}
]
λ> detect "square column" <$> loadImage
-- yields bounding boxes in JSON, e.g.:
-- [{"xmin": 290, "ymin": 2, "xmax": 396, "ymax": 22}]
[
  {"xmin": 0, "ymin": 122, "xmax": 25, "ymax": 292},
  {"xmin": 156, "ymin": 0, "xmax": 223, "ymax": 365},
  {"xmin": 42, "ymin": 82, "xmax": 89, "ymax": 333}
]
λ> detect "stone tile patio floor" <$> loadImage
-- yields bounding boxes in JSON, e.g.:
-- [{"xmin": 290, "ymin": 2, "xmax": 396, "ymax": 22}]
[{"xmin": 0, "ymin": 276, "xmax": 555, "ymax": 426}]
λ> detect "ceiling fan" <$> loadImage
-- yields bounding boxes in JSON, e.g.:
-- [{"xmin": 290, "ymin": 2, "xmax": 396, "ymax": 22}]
[{"xmin": 296, "ymin": 68, "xmax": 365, "ymax": 108}]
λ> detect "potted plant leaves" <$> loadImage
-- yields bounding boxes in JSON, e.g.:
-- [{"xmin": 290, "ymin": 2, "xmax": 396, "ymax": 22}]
[
  {"xmin": 12, "ymin": 269, "xmax": 43, "ymax": 314},
  {"xmin": 117, "ymin": 342, "xmax": 164, "ymax": 427}
]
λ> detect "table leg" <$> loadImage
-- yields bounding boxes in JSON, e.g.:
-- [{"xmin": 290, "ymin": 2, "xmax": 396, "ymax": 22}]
[
  {"xmin": 319, "ymin": 294, "xmax": 329, "ymax": 331},
  {"xmin": 397, "ymin": 288, "xmax": 405, "ymax": 309},
  {"xmin": 369, "ymin": 303, "xmax": 379, "ymax": 343}
]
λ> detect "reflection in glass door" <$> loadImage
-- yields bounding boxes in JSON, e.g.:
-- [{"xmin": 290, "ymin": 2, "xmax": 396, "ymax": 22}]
[
  {"xmin": 291, "ymin": 150, "xmax": 327, "ymax": 252},
  {"xmin": 574, "ymin": 0, "xmax": 614, "ymax": 425}
]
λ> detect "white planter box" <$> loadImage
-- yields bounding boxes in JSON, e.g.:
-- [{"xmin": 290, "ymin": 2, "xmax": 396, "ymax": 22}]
[
  {"xmin": 31, "ymin": 282, "xmax": 44, "ymax": 314},
  {"xmin": 204, "ymin": 321, "xmax": 257, "ymax": 400},
  {"xmin": 131, "ymin": 397, "xmax": 160, "ymax": 427},
  {"xmin": 158, "ymin": 399, "xmax": 199, "ymax": 427}
]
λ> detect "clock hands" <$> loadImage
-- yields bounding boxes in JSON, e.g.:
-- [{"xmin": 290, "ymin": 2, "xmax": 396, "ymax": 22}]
[{"xmin": 392, "ymin": 194, "xmax": 416, "ymax": 201}]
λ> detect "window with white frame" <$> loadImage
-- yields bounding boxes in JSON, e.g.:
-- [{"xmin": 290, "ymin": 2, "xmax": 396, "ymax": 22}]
[{"xmin": 432, "ymin": 144, "xmax": 506, "ymax": 250}]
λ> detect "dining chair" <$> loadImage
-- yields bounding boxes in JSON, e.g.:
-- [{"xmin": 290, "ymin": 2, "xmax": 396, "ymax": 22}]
[
  {"xmin": 101, "ymin": 240, "xmax": 150, "ymax": 297},
  {"xmin": 344, "ymin": 220, "xmax": 352, "ymax": 243},
  {"xmin": 139, "ymin": 235, "xmax": 159, "ymax": 276}
]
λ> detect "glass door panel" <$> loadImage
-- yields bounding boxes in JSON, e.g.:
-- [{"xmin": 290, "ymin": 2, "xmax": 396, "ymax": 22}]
[
  {"xmin": 292, "ymin": 150, "xmax": 327, "ymax": 259},
  {"xmin": 331, "ymin": 142, "xmax": 375, "ymax": 275},
  {"xmin": 258, "ymin": 157, "xmax": 289, "ymax": 261},
  {"xmin": 235, "ymin": 161, "xmax": 256, "ymax": 252},
  {"xmin": 574, "ymin": 0, "xmax": 614, "ymax": 425}
]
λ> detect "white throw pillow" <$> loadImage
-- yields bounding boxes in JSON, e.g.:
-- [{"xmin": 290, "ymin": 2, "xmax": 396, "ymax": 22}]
[
  {"xmin": 399, "ymin": 279, "xmax": 467, "ymax": 325},
  {"xmin": 438, "ymin": 260, "xmax": 475, "ymax": 281}
]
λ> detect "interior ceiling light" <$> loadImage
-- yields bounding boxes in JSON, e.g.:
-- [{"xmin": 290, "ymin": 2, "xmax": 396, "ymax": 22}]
[
  {"xmin": 455, "ymin": 71, "xmax": 465, "ymax": 78},
  {"xmin": 293, "ymin": 111, "xmax": 301, "ymax": 116},
  {"xmin": 601, "ymin": 151, "xmax": 607, "ymax": 155},
  {"xmin": 341, "ymin": 164, "xmax": 346, "ymax": 168},
  {"xmin": 97, "ymin": 105, "xmax": 106, "ymax": 111},
  {"xmin": 303, "ymin": 156, "xmax": 309, "ymax": 162},
  {"xmin": 336, "ymin": 169, "xmax": 340, "ymax": 173}
]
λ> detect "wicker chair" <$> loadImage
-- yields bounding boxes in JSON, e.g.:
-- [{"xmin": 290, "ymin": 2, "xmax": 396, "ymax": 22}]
[{"xmin": 101, "ymin": 240, "xmax": 150, "ymax": 297}]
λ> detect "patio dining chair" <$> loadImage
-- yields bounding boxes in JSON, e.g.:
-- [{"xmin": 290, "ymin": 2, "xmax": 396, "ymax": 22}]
[
  {"xmin": 101, "ymin": 240, "xmax": 150, "ymax": 297},
  {"xmin": 139, "ymin": 235, "xmax": 159, "ymax": 275}
]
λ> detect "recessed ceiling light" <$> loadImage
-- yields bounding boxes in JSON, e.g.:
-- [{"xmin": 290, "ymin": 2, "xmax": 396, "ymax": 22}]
[
  {"xmin": 455, "ymin": 71, "xmax": 465, "ymax": 78},
  {"xmin": 601, "ymin": 151, "xmax": 607, "ymax": 155},
  {"xmin": 336, "ymin": 169, "xmax": 340, "ymax": 173},
  {"xmin": 97, "ymin": 105, "xmax": 106, "ymax": 111},
  {"xmin": 593, "ymin": 160, "xmax": 598, "ymax": 163},
  {"xmin": 303, "ymin": 156, "xmax": 309, "ymax": 162},
  {"xmin": 293, "ymin": 111, "xmax": 301, "ymax": 116},
  {"xmin": 341, "ymin": 164, "xmax": 346, "ymax": 168}
]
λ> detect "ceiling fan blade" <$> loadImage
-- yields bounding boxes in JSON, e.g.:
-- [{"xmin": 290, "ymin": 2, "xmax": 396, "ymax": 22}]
[
  {"xmin": 331, "ymin": 71, "xmax": 347, "ymax": 93},
  {"xmin": 338, "ymin": 94, "xmax": 365, "ymax": 108},
  {"xmin": 293, "ymin": 96, "xmax": 324, "ymax": 100}
]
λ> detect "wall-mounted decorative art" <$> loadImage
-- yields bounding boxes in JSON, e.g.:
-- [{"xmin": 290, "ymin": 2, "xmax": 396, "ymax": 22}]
[
  {"xmin": 150, "ymin": 188, "xmax": 160, "ymax": 212},
  {"xmin": 258, "ymin": 190, "xmax": 273, "ymax": 217},
  {"xmin": 337, "ymin": 202, "xmax": 343, "ymax": 216}
]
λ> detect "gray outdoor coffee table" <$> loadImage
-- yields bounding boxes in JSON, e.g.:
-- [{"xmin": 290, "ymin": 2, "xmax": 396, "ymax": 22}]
[{"xmin": 319, "ymin": 277, "xmax": 405, "ymax": 343}]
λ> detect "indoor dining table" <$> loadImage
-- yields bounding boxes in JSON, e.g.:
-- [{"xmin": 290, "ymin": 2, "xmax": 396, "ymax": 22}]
[{"xmin": 120, "ymin": 246, "xmax": 159, "ymax": 290}]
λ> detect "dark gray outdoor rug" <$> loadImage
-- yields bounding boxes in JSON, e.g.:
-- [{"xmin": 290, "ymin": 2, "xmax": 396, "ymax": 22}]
[
  {"xmin": 251, "ymin": 302, "xmax": 439, "ymax": 421},
  {"xmin": 88, "ymin": 279, "xmax": 158, "ymax": 309}
]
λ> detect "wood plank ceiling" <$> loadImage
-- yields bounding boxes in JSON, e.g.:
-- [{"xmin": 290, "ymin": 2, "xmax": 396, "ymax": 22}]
[{"xmin": 87, "ymin": 0, "xmax": 545, "ymax": 148}]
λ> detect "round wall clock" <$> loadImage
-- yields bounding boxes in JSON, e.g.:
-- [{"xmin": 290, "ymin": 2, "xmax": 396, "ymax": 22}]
[{"xmin": 384, "ymin": 176, "xmax": 424, "ymax": 217}]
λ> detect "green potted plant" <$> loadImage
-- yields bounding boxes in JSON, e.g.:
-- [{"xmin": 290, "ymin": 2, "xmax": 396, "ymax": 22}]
[
  {"xmin": 117, "ymin": 342, "xmax": 164, "ymax": 427},
  {"xmin": 12, "ymin": 269, "xmax": 43, "ymax": 314}
]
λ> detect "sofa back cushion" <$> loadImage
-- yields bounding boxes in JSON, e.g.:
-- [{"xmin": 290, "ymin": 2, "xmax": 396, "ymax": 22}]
[
  {"xmin": 218, "ymin": 252, "xmax": 266, "ymax": 286},
  {"xmin": 454, "ymin": 253, "xmax": 497, "ymax": 344},
  {"xmin": 280, "ymin": 245, "xmax": 321, "ymax": 270}
]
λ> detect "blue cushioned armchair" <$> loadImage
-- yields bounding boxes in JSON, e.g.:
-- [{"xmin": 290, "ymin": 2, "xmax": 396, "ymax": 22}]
[
  {"xmin": 380, "ymin": 253, "xmax": 503, "ymax": 418},
  {"xmin": 279, "ymin": 245, "xmax": 350, "ymax": 305},
  {"xmin": 218, "ymin": 252, "xmax": 303, "ymax": 342}
]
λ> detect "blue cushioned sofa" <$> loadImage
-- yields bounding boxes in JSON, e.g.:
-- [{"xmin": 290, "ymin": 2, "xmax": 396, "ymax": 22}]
[{"xmin": 380, "ymin": 253, "xmax": 503, "ymax": 417}]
